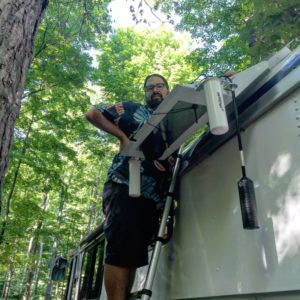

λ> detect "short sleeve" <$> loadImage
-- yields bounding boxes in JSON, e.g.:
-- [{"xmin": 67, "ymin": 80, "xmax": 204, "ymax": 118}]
[
  {"xmin": 98, "ymin": 102, "xmax": 125, "ymax": 124},
  {"xmin": 98, "ymin": 101, "xmax": 145, "ymax": 137}
]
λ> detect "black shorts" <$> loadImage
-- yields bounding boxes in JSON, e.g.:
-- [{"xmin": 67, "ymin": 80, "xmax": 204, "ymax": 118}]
[{"xmin": 102, "ymin": 180, "xmax": 160, "ymax": 268}]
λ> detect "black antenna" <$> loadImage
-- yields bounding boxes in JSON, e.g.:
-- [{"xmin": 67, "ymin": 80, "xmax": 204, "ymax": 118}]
[{"xmin": 229, "ymin": 78, "xmax": 260, "ymax": 229}]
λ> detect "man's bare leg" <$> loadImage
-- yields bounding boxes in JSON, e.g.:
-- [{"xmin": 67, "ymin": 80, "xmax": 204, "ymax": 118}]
[{"xmin": 104, "ymin": 264, "xmax": 136, "ymax": 300}]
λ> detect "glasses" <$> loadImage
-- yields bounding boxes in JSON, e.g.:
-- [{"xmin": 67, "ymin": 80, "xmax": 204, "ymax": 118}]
[{"xmin": 144, "ymin": 83, "xmax": 166, "ymax": 92}]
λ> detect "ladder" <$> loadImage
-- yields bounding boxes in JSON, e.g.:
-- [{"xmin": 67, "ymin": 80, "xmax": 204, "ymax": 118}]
[{"xmin": 131, "ymin": 146, "xmax": 184, "ymax": 300}]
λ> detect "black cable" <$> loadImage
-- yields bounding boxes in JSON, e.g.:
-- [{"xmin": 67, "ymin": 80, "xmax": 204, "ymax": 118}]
[
  {"xmin": 224, "ymin": 76, "xmax": 259, "ymax": 230},
  {"xmin": 223, "ymin": 76, "xmax": 246, "ymax": 176}
]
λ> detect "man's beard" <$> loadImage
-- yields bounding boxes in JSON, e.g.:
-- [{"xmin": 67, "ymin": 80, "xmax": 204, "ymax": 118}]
[{"xmin": 146, "ymin": 93, "xmax": 163, "ymax": 109}]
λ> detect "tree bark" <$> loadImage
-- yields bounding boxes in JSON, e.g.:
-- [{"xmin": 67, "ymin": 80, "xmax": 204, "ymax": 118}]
[
  {"xmin": 45, "ymin": 236, "xmax": 59, "ymax": 300},
  {"xmin": 45, "ymin": 186, "xmax": 66, "ymax": 300},
  {"xmin": 0, "ymin": 0, "xmax": 48, "ymax": 212},
  {"xmin": 31, "ymin": 242, "xmax": 44, "ymax": 300},
  {"xmin": 22, "ymin": 240, "xmax": 38, "ymax": 300},
  {"xmin": 1, "ymin": 264, "xmax": 14, "ymax": 300}
]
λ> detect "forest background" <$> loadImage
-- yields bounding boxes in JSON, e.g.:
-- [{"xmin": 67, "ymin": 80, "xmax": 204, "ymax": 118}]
[{"xmin": 0, "ymin": 0, "xmax": 299, "ymax": 299}]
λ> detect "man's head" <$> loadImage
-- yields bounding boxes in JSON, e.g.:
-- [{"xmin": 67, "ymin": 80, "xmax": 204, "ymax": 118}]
[{"xmin": 144, "ymin": 74, "xmax": 169, "ymax": 109}]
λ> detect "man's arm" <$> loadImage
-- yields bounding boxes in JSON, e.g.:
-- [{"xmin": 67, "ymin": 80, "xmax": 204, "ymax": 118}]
[{"xmin": 86, "ymin": 108, "xmax": 129, "ymax": 151}]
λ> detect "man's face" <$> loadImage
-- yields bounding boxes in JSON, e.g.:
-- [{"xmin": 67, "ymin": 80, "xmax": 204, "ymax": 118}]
[{"xmin": 144, "ymin": 76, "xmax": 169, "ymax": 109}]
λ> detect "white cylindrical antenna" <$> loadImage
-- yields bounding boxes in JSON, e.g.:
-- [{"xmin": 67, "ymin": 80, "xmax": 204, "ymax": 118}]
[
  {"xmin": 203, "ymin": 77, "xmax": 229, "ymax": 135},
  {"xmin": 129, "ymin": 157, "xmax": 141, "ymax": 197}
]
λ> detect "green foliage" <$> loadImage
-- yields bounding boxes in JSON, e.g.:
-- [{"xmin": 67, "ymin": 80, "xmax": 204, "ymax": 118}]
[
  {"xmin": 0, "ymin": 0, "xmax": 112, "ymax": 298},
  {"xmin": 95, "ymin": 28, "xmax": 198, "ymax": 103},
  {"xmin": 42, "ymin": 0, "xmax": 112, "ymax": 49},
  {"xmin": 157, "ymin": 0, "xmax": 300, "ymax": 74}
]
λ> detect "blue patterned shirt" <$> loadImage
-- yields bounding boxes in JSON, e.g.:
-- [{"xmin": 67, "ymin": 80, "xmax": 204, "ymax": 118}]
[{"xmin": 99, "ymin": 101, "xmax": 174, "ymax": 202}]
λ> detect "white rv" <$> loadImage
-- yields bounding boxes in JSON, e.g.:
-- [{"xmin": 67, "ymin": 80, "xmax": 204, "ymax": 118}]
[{"xmin": 65, "ymin": 45, "xmax": 300, "ymax": 300}]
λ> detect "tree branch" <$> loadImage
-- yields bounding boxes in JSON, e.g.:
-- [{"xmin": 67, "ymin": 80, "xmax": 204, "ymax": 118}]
[
  {"xmin": 142, "ymin": 0, "xmax": 165, "ymax": 24},
  {"xmin": 22, "ymin": 83, "xmax": 61, "ymax": 99}
]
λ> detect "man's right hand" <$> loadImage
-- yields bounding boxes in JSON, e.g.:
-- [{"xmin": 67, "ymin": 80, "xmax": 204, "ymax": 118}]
[
  {"xmin": 86, "ymin": 109, "xmax": 129, "ymax": 153},
  {"xmin": 119, "ymin": 135, "xmax": 129, "ymax": 152}
]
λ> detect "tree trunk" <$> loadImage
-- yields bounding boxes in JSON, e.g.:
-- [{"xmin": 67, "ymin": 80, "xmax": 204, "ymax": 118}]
[
  {"xmin": 45, "ymin": 187, "xmax": 66, "ymax": 300},
  {"xmin": 87, "ymin": 168, "xmax": 103, "ymax": 233},
  {"xmin": 22, "ymin": 242, "xmax": 38, "ymax": 300},
  {"xmin": 18, "ymin": 237, "xmax": 34, "ymax": 298},
  {"xmin": 21, "ymin": 186, "xmax": 49, "ymax": 299},
  {"xmin": 1, "ymin": 264, "xmax": 13, "ymax": 300},
  {"xmin": 0, "ymin": 0, "xmax": 48, "ymax": 211},
  {"xmin": 31, "ymin": 242, "xmax": 44, "ymax": 299},
  {"xmin": 45, "ymin": 237, "xmax": 59, "ymax": 300},
  {"xmin": 0, "ymin": 121, "xmax": 32, "ymax": 243}
]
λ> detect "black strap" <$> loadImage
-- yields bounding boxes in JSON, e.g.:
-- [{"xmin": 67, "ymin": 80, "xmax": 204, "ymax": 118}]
[
  {"xmin": 155, "ymin": 237, "xmax": 166, "ymax": 243},
  {"xmin": 192, "ymin": 104, "xmax": 198, "ymax": 123},
  {"xmin": 141, "ymin": 289, "xmax": 152, "ymax": 297},
  {"xmin": 166, "ymin": 191, "xmax": 175, "ymax": 197},
  {"xmin": 176, "ymin": 153, "xmax": 183, "ymax": 159}
]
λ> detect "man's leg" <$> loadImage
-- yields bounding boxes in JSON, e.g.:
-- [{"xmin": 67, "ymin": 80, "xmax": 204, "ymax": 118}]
[
  {"xmin": 104, "ymin": 264, "xmax": 136, "ymax": 300},
  {"xmin": 102, "ymin": 182, "xmax": 155, "ymax": 299}
]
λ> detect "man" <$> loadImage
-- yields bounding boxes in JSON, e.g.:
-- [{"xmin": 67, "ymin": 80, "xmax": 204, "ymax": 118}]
[{"xmin": 86, "ymin": 74, "xmax": 174, "ymax": 300}]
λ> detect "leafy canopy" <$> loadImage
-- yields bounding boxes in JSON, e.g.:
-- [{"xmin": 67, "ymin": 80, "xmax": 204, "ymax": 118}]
[
  {"xmin": 155, "ymin": 0, "xmax": 300, "ymax": 74},
  {"xmin": 95, "ymin": 28, "xmax": 198, "ymax": 103}
]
